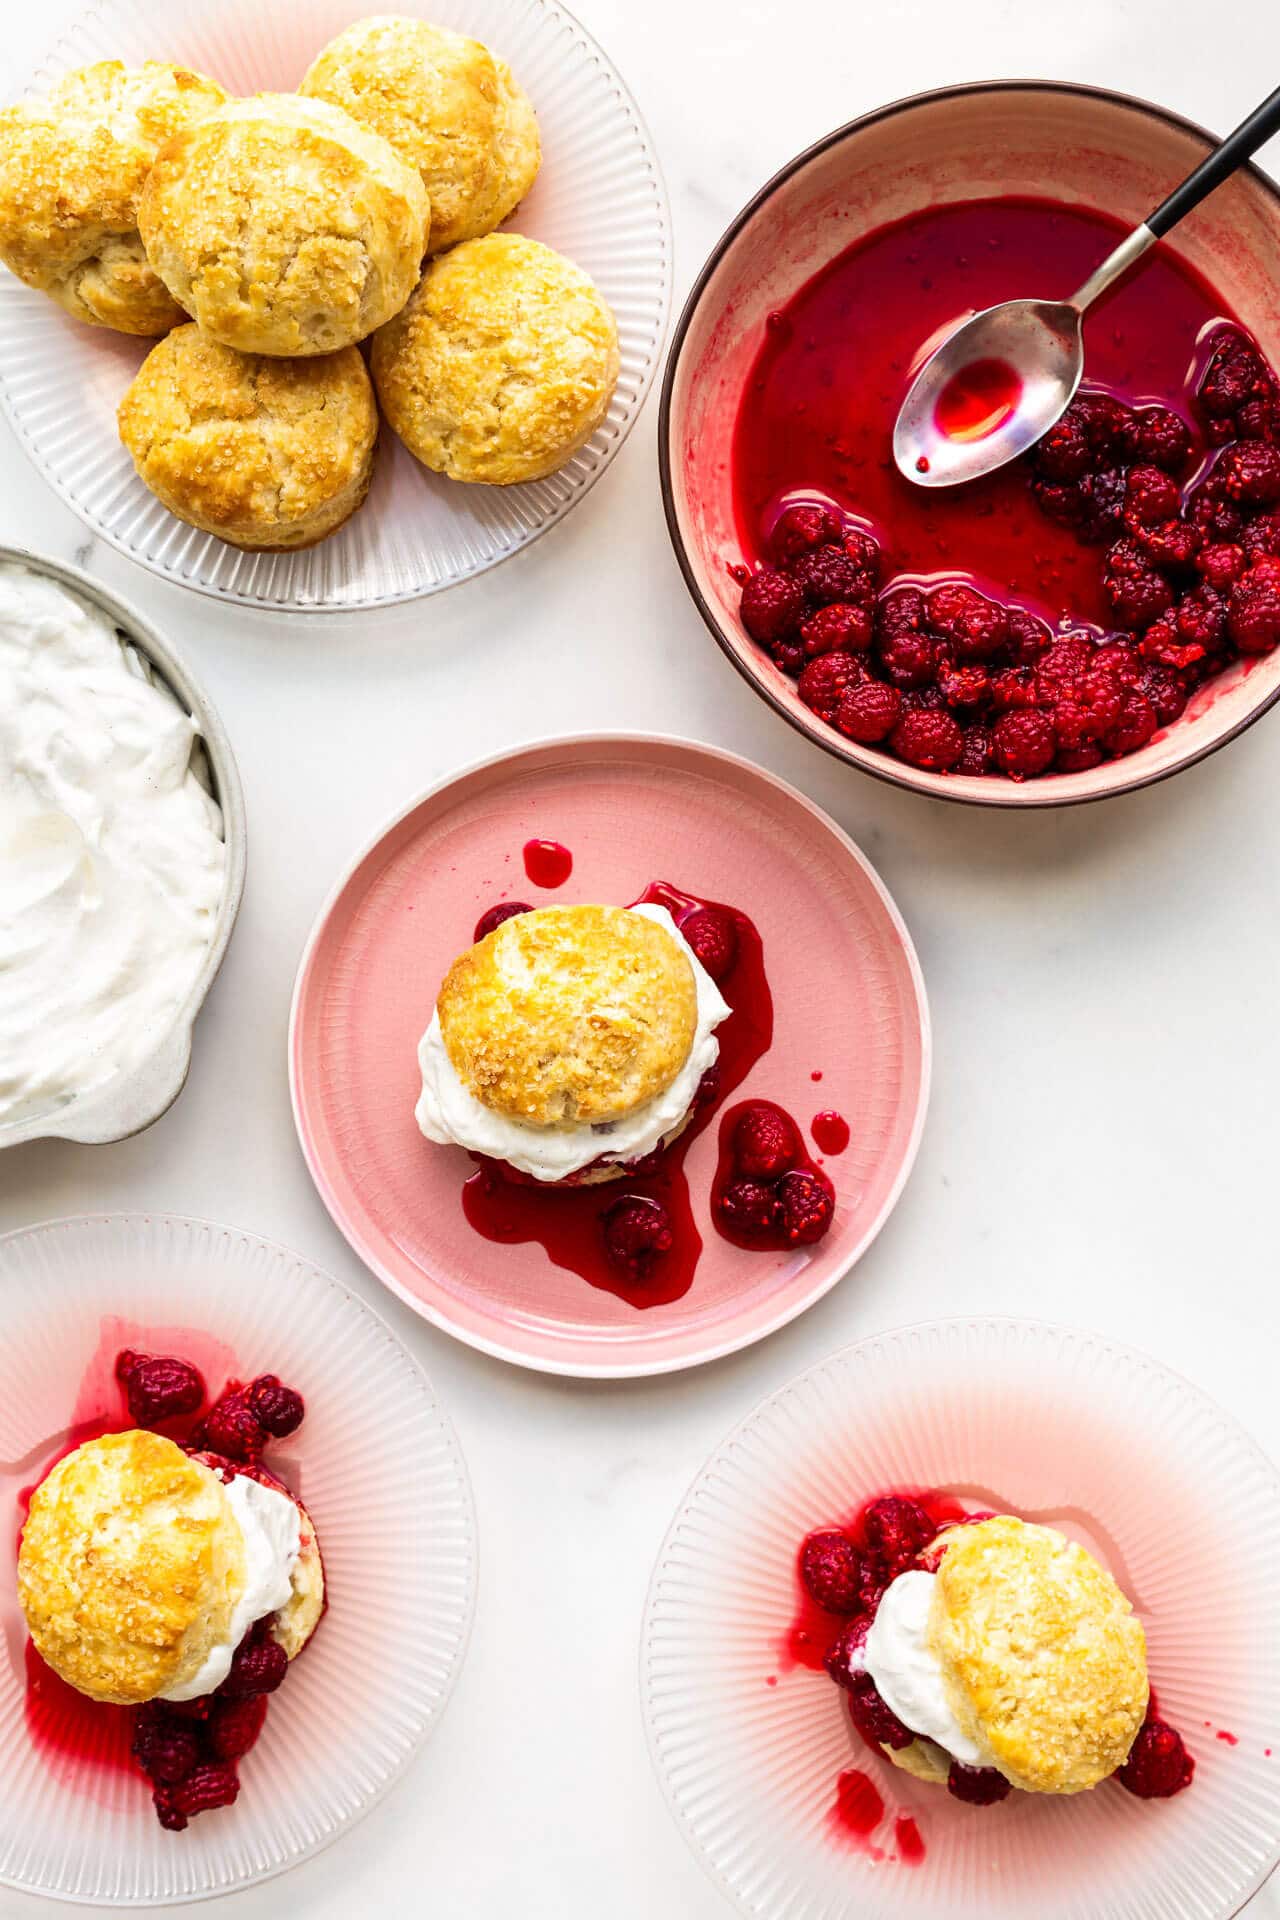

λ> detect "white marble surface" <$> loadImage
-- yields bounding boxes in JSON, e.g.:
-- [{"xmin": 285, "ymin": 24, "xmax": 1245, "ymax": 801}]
[{"xmin": 3, "ymin": 1, "xmax": 1280, "ymax": 1914}]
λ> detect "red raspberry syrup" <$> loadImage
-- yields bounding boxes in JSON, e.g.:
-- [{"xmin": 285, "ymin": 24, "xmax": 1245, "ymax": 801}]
[
  {"xmin": 522, "ymin": 838, "xmax": 573, "ymax": 888},
  {"xmin": 732, "ymin": 195, "xmax": 1280, "ymax": 779},
  {"xmin": 811, "ymin": 1110, "xmax": 850, "ymax": 1155},
  {"xmin": 934, "ymin": 356, "xmax": 1022, "ymax": 443},
  {"xmin": 13, "ymin": 1325, "xmax": 310, "ymax": 1829},
  {"xmin": 460, "ymin": 881, "xmax": 774, "ymax": 1306}
]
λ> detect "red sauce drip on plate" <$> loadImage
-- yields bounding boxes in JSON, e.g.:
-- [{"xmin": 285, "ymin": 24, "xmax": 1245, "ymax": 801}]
[
  {"xmin": 460, "ymin": 881, "xmax": 774, "ymax": 1306},
  {"xmin": 894, "ymin": 1813, "xmax": 927, "ymax": 1864},
  {"xmin": 522, "ymin": 839, "xmax": 573, "ymax": 888},
  {"xmin": 811, "ymin": 1110, "xmax": 850, "ymax": 1154},
  {"xmin": 934, "ymin": 356, "xmax": 1022, "ymax": 442},
  {"xmin": 830, "ymin": 1767, "xmax": 885, "ymax": 1846}
]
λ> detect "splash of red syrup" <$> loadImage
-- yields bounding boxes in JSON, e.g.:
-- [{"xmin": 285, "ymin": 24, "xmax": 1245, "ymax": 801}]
[
  {"xmin": 894, "ymin": 1814, "xmax": 926, "ymax": 1864},
  {"xmin": 522, "ymin": 839, "xmax": 573, "ymax": 888},
  {"xmin": 1216, "ymin": 1729, "xmax": 1239, "ymax": 1745},
  {"xmin": 934, "ymin": 356, "xmax": 1022, "ymax": 442},
  {"xmin": 829, "ymin": 1768, "xmax": 885, "ymax": 1854},
  {"xmin": 811, "ymin": 1111, "xmax": 850, "ymax": 1155},
  {"xmin": 460, "ymin": 881, "xmax": 774, "ymax": 1306}
]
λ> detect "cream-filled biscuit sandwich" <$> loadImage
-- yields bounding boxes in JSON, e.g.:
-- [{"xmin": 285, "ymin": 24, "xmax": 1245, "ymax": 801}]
[
  {"xmin": 850, "ymin": 1514, "xmax": 1149, "ymax": 1795},
  {"xmin": 19, "ymin": 1430, "xmax": 323, "ymax": 1706},
  {"xmin": 416, "ymin": 902, "xmax": 730, "ymax": 1183}
]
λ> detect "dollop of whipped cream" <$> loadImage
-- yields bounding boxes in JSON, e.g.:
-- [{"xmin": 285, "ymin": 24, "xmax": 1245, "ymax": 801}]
[
  {"xmin": 162, "ymin": 1474, "xmax": 300, "ymax": 1702},
  {"xmin": 861, "ymin": 1568, "xmax": 995, "ymax": 1768},
  {"xmin": 415, "ymin": 903, "xmax": 731, "ymax": 1180},
  {"xmin": 0, "ymin": 562, "xmax": 226, "ymax": 1129}
]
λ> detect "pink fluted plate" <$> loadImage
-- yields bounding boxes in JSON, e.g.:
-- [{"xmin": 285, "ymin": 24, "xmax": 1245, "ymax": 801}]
[
  {"xmin": 289, "ymin": 734, "xmax": 929, "ymax": 1376},
  {"xmin": 642, "ymin": 1318, "xmax": 1280, "ymax": 1920}
]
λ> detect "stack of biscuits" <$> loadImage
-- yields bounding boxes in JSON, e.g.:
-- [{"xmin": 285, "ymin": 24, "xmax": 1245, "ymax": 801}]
[{"xmin": 0, "ymin": 20, "xmax": 621, "ymax": 550}]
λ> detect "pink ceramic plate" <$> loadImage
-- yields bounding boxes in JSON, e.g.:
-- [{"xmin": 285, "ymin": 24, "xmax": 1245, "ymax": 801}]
[{"xmin": 290, "ymin": 734, "xmax": 929, "ymax": 1375}]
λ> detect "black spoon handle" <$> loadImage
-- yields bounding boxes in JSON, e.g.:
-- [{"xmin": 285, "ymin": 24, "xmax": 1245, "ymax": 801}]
[{"xmin": 1146, "ymin": 84, "xmax": 1280, "ymax": 238}]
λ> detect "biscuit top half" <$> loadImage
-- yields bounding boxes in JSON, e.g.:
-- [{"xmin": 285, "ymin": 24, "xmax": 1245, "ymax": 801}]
[
  {"xmin": 436, "ymin": 904, "xmax": 699, "ymax": 1128},
  {"xmin": 18, "ymin": 1430, "xmax": 247, "ymax": 1706},
  {"xmin": 926, "ymin": 1514, "xmax": 1148, "ymax": 1794}
]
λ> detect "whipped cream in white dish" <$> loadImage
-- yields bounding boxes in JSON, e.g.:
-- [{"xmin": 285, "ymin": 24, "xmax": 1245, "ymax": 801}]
[
  {"xmin": 162, "ymin": 1474, "xmax": 301, "ymax": 1702},
  {"xmin": 0, "ymin": 562, "xmax": 226, "ymax": 1129},
  {"xmin": 415, "ymin": 903, "xmax": 732, "ymax": 1180},
  {"xmin": 860, "ymin": 1568, "xmax": 995, "ymax": 1768}
]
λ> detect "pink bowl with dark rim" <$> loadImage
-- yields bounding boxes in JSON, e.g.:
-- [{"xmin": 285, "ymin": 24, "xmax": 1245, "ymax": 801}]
[{"xmin": 660, "ymin": 81, "xmax": 1280, "ymax": 808}]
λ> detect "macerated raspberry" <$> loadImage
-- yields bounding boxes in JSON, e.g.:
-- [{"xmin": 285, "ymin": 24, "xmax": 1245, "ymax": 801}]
[
  {"xmin": 473, "ymin": 901, "xmax": 531, "ymax": 941},
  {"xmin": 800, "ymin": 1529, "xmax": 862, "ymax": 1612},
  {"xmin": 1137, "ymin": 665, "xmax": 1189, "ymax": 726},
  {"xmin": 1129, "ymin": 405, "xmax": 1194, "ymax": 472},
  {"xmin": 600, "ymin": 1196, "xmax": 674, "ymax": 1282},
  {"xmin": 115, "ymin": 1351, "xmax": 206, "ymax": 1427},
  {"xmin": 989, "ymin": 666, "xmax": 1046, "ymax": 712},
  {"xmin": 768, "ymin": 635, "xmax": 806, "ymax": 677},
  {"xmin": 926, "ymin": 583, "xmax": 1009, "ymax": 660},
  {"xmin": 132, "ymin": 1707, "xmax": 201, "ymax": 1785},
  {"xmin": 776, "ymin": 1169, "xmax": 835, "ymax": 1245},
  {"xmin": 847, "ymin": 1672, "xmax": 915, "ymax": 1751},
  {"xmin": 948, "ymin": 1762, "xmax": 1013, "ymax": 1805},
  {"xmin": 1134, "ymin": 517, "xmax": 1202, "ymax": 574},
  {"xmin": 174, "ymin": 1762, "xmax": 241, "ymax": 1819},
  {"xmin": 198, "ymin": 1389, "xmax": 265, "ymax": 1463},
  {"xmin": 1123, "ymin": 464, "xmax": 1181, "ymax": 529},
  {"xmin": 796, "ymin": 651, "xmax": 865, "ymax": 721},
  {"xmin": 1076, "ymin": 466, "xmax": 1128, "ymax": 543},
  {"xmin": 861, "ymin": 1496, "xmax": 934, "ymax": 1577},
  {"xmin": 992, "ymin": 708, "xmax": 1056, "ymax": 778},
  {"xmin": 1075, "ymin": 391, "xmax": 1135, "ymax": 457},
  {"xmin": 1103, "ymin": 538, "xmax": 1175, "ymax": 630},
  {"xmin": 693, "ymin": 1066, "xmax": 721, "ymax": 1110},
  {"xmin": 717, "ymin": 1178, "xmax": 782, "ymax": 1238},
  {"xmin": 681, "ymin": 907, "xmax": 739, "ymax": 982},
  {"xmin": 834, "ymin": 679, "xmax": 901, "ymax": 742},
  {"xmin": 792, "ymin": 544, "xmax": 873, "ymax": 607},
  {"xmin": 1188, "ymin": 479, "xmax": 1246, "ymax": 543},
  {"xmin": 1138, "ymin": 615, "xmax": 1204, "ymax": 673},
  {"xmin": 1055, "ymin": 743, "xmax": 1105, "ymax": 772},
  {"xmin": 821, "ymin": 1614, "xmax": 869, "ymax": 1690},
  {"xmin": 937, "ymin": 662, "xmax": 991, "ymax": 711},
  {"xmin": 1216, "ymin": 441, "xmax": 1280, "ymax": 506},
  {"xmin": 1031, "ymin": 407, "xmax": 1091, "ymax": 481},
  {"xmin": 799, "ymin": 601, "xmax": 873, "ymax": 657},
  {"xmin": 1005, "ymin": 605, "xmax": 1052, "ymax": 664},
  {"xmin": 769, "ymin": 502, "xmax": 842, "ymax": 565},
  {"xmin": 220, "ymin": 1629, "xmax": 288, "ymax": 1700},
  {"xmin": 1173, "ymin": 584, "xmax": 1226, "ymax": 655},
  {"xmin": 877, "ymin": 626, "xmax": 939, "ymax": 689},
  {"xmin": 740, "ymin": 566, "xmax": 805, "ymax": 644},
  {"xmin": 1091, "ymin": 640, "xmax": 1144, "ymax": 685},
  {"xmin": 1107, "ymin": 690, "xmax": 1159, "ymax": 755},
  {"xmin": 248, "ymin": 1375, "xmax": 305, "ymax": 1439},
  {"xmin": 1197, "ymin": 542, "xmax": 1246, "ymax": 589},
  {"xmin": 1243, "ymin": 512, "xmax": 1280, "ymax": 562},
  {"xmin": 1197, "ymin": 332, "xmax": 1277, "ymax": 441},
  {"xmin": 732, "ymin": 1103, "xmax": 798, "ymax": 1180},
  {"xmin": 1052, "ymin": 669, "xmax": 1124, "ymax": 748},
  {"xmin": 888, "ymin": 707, "xmax": 963, "ymax": 771},
  {"xmin": 841, "ymin": 527, "xmax": 882, "ymax": 584},
  {"xmin": 1036, "ymin": 634, "xmax": 1094, "ymax": 692},
  {"xmin": 208, "ymin": 1693, "xmax": 269, "ymax": 1761},
  {"xmin": 956, "ymin": 724, "xmax": 994, "ymax": 774},
  {"xmin": 1118, "ymin": 1718, "xmax": 1195, "ymax": 1798},
  {"xmin": 1228, "ymin": 556, "xmax": 1280, "ymax": 651}
]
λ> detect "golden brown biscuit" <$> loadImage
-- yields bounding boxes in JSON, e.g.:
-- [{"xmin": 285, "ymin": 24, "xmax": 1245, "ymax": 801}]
[
  {"xmin": 927, "ymin": 1515, "xmax": 1148, "ymax": 1793},
  {"xmin": 272, "ymin": 1492, "xmax": 325, "ymax": 1659},
  {"xmin": 436, "ymin": 904, "xmax": 698, "ymax": 1127},
  {"xmin": 138, "ymin": 93, "xmax": 428, "ymax": 355},
  {"xmin": 300, "ymin": 16, "xmax": 539, "ymax": 255},
  {"xmin": 118, "ymin": 324, "xmax": 378, "ymax": 549},
  {"xmin": 0, "ymin": 60, "xmax": 226, "ymax": 334},
  {"xmin": 371, "ymin": 233, "xmax": 619, "ymax": 484},
  {"xmin": 18, "ymin": 1431, "xmax": 247, "ymax": 1705}
]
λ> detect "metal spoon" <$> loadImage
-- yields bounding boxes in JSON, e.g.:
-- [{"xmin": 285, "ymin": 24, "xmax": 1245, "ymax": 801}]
[{"xmin": 893, "ymin": 84, "xmax": 1280, "ymax": 489}]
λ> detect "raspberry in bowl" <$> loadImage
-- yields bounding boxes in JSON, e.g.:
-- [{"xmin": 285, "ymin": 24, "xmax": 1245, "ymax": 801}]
[
  {"xmin": 643, "ymin": 1317, "xmax": 1280, "ymax": 1920},
  {"xmin": 661, "ymin": 84, "xmax": 1280, "ymax": 804}
]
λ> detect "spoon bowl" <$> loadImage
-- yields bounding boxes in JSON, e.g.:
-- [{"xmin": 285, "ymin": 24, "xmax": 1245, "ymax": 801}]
[{"xmin": 893, "ymin": 299, "xmax": 1082, "ymax": 486}]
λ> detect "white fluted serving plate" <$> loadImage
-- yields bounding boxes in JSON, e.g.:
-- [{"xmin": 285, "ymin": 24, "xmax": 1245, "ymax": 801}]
[
  {"xmin": 643, "ymin": 1317, "xmax": 1280, "ymax": 1920},
  {"xmin": 0, "ymin": 1214, "xmax": 477, "ymax": 1905},
  {"xmin": 0, "ymin": 0, "xmax": 670, "ymax": 610}
]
